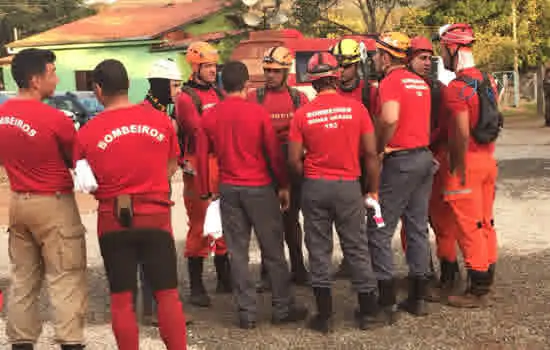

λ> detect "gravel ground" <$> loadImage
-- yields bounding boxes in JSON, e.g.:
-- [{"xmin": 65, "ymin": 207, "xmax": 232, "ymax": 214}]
[{"xmin": 0, "ymin": 116, "xmax": 549, "ymax": 349}]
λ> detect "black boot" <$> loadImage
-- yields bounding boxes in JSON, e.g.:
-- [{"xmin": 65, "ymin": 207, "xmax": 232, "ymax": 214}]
[
  {"xmin": 426, "ymin": 260, "xmax": 459, "ymax": 302},
  {"xmin": 447, "ymin": 269, "xmax": 491, "ymax": 308},
  {"xmin": 307, "ymin": 287, "xmax": 332, "ymax": 334},
  {"xmin": 398, "ymin": 276, "xmax": 429, "ymax": 316},
  {"xmin": 355, "ymin": 292, "xmax": 389, "ymax": 330},
  {"xmin": 377, "ymin": 279, "xmax": 398, "ymax": 325},
  {"xmin": 60, "ymin": 345, "xmax": 85, "ymax": 350},
  {"xmin": 187, "ymin": 257, "xmax": 211, "ymax": 307},
  {"xmin": 12, "ymin": 345, "xmax": 33, "ymax": 350},
  {"xmin": 214, "ymin": 254, "xmax": 233, "ymax": 294}
]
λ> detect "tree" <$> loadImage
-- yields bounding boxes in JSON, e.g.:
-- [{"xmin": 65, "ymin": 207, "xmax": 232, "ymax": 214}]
[
  {"xmin": 0, "ymin": 0, "xmax": 95, "ymax": 56},
  {"xmin": 291, "ymin": 0, "xmax": 411, "ymax": 37}
]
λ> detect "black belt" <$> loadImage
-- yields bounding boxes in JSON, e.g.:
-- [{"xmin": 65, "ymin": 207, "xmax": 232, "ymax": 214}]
[{"xmin": 385, "ymin": 146, "xmax": 429, "ymax": 158}]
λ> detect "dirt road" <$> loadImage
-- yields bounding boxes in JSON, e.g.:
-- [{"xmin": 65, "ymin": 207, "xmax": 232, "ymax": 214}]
[{"xmin": 0, "ymin": 116, "xmax": 549, "ymax": 349}]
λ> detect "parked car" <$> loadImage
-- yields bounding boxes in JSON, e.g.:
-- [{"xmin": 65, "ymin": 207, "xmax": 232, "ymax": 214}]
[{"xmin": 44, "ymin": 91, "xmax": 104, "ymax": 129}]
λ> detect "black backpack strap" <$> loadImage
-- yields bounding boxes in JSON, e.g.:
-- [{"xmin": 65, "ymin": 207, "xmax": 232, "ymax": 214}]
[
  {"xmin": 180, "ymin": 85, "xmax": 203, "ymax": 115},
  {"xmin": 361, "ymin": 81, "xmax": 371, "ymax": 110},
  {"xmin": 256, "ymin": 87, "xmax": 266, "ymax": 104},
  {"xmin": 213, "ymin": 86, "xmax": 225, "ymax": 101},
  {"xmin": 287, "ymin": 86, "xmax": 302, "ymax": 110}
]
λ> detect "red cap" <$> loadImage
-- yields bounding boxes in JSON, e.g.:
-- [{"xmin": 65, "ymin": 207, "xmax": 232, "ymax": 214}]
[
  {"xmin": 410, "ymin": 36, "xmax": 433, "ymax": 55},
  {"xmin": 306, "ymin": 52, "xmax": 340, "ymax": 81},
  {"xmin": 440, "ymin": 23, "xmax": 475, "ymax": 47}
]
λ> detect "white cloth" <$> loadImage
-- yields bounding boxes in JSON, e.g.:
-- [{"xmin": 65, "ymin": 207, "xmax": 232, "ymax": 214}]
[
  {"xmin": 365, "ymin": 196, "xmax": 385, "ymax": 228},
  {"xmin": 73, "ymin": 159, "xmax": 98, "ymax": 194},
  {"xmin": 436, "ymin": 57, "xmax": 457, "ymax": 86},
  {"xmin": 204, "ymin": 199, "xmax": 223, "ymax": 240}
]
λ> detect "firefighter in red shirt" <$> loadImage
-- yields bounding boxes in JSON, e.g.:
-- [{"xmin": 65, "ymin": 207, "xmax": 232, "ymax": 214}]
[
  {"xmin": 289, "ymin": 52, "xmax": 387, "ymax": 333},
  {"xmin": 75, "ymin": 59, "xmax": 187, "ymax": 349},
  {"xmin": 331, "ymin": 38, "xmax": 380, "ymax": 279},
  {"xmin": 196, "ymin": 61, "xmax": 308, "ymax": 329},
  {"xmin": 0, "ymin": 49, "xmax": 87, "ymax": 350},
  {"xmin": 437, "ymin": 23, "xmax": 499, "ymax": 308},
  {"xmin": 369, "ymin": 32, "xmax": 434, "ymax": 319},
  {"xmin": 175, "ymin": 41, "xmax": 231, "ymax": 308},
  {"xmin": 247, "ymin": 46, "xmax": 309, "ymax": 291}
]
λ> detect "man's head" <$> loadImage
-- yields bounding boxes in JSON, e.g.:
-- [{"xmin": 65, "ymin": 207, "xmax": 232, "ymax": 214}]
[
  {"xmin": 11, "ymin": 48, "xmax": 59, "ymax": 99},
  {"xmin": 306, "ymin": 52, "xmax": 340, "ymax": 93},
  {"xmin": 222, "ymin": 61, "xmax": 249, "ymax": 96},
  {"xmin": 408, "ymin": 36, "xmax": 433, "ymax": 78},
  {"xmin": 147, "ymin": 58, "xmax": 182, "ymax": 103},
  {"xmin": 92, "ymin": 59, "xmax": 129, "ymax": 105},
  {"xmin": 186, "ymin": 41, "xmax": 219, "ymax": 85},
  {"xmin": 331, "ymin": 38, "xmax": 361, "ymax": 84},
  {"xmin": 262, "ymin": 46, "xmax": 293, "ymax": 90},
  {"xmin": 373, "ymin": 32, "xmax": 410, "ymax": 74},
  {"xmin": 437, "ymin": 23, "xmax": 475, "ymax": 72}
]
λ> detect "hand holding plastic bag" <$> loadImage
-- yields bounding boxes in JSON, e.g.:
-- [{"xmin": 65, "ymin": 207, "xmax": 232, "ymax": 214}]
[
  {"xmin": 73, "ymin": 159, "xmax": 98, "ymax": 194},
  {"xmin": 365, "ymin": 195, "xmax": 385, "ymax": 228},
  {"xmin": 204, "ymin": 199, "xmax": 223, "ymax": 257}
]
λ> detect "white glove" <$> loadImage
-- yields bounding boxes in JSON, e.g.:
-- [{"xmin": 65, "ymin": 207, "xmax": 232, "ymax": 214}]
[
  {"xmin": 365, "ymin": 196, "xmax": 385, "ymax": 228},
  {"xmin": 74, "ymin": 159, "xmax": 98, "ymax": 194},
  {"xmin": 204, "ymin": 199, "xmax": 223, "ymax": 240}
]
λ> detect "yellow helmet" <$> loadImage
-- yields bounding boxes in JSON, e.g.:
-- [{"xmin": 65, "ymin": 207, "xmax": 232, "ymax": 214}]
[
  {"xmin": 376, "ymin": 32, "xmax": 411, "ymax": 59},
  {"xmin": 331, "ymin": 38, "xmax": 361, "ymax": 65},
  {"xmin": 262, "ymin": 46, "xmax": 294, "ymax": 70}
]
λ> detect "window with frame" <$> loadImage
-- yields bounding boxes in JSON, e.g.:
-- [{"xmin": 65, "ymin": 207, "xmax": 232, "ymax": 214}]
[{"xmin": 75, "ymin": 70, "xmax": 94, "ymax": 91}]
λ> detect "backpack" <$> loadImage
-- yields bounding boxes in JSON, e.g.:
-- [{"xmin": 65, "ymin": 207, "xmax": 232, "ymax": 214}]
[
  {"xmin": 361, "ymin": 81, "xmax": 371, "ymax": 111},
  {"xmin": 256, "ymin": 86, "xmax": 302, "ymax": 110},
  {"xmin": 177, "ymin": 84, "xmax": 224, "ymax": 155},
  {"xmin": 454, "ymin": 72, "xmax": 503, "ymax": 144}
]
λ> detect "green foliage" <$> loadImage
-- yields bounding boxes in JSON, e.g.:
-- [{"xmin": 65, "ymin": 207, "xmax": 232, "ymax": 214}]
[
  {"xmin": 0, "ymin": 0, "xmax": 95, "ymax": 54},
  {"xmin": 400, "ymin": 0, "xmax": 550, "ymax": 70}
]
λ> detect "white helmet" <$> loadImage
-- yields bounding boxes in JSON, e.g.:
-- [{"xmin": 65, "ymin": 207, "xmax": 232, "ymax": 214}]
[{"xmin": 147, "ymin": 58, "xmax": 182, "ymax": 81}]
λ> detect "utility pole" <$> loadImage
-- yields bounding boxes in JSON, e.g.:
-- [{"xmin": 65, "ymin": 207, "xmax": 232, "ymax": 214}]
[{"xmin": 512, "ymin": 0, "xmax": 520, "ymax": 107}]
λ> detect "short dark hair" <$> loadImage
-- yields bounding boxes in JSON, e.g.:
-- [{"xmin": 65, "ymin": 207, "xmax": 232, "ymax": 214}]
[
  {"xmin": 312, "ymin": 76, "xmax": 337, "ymax": 92},
  {"xmin": 221, "ymin": 61, "xmax": 249, "ymax": 93},
  {"xmin": 11, "ymin": 48, "xmax": 56, "ymax": 89},
  {"xmin": 92, "ymin": 59, "xmax": 129, "ymax": 96}
]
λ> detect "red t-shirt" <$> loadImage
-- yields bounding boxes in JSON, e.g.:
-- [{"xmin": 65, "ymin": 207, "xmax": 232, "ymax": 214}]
[
  {"xmin": 0, "ymin": 99, "xmax": 75, "ymax": 194},
  {"xmin": 288, "ymin": 92, "xmax": 374, "ymax": 180},
  {"xmin": 175, "ymin": 84, "xmax": 222, "ymax": 156},
  {"xmin": 442, "ymin": 67, "xmax": 497, "ymax": 154},
  {"xmin": 196, "ymin": 96, "xmax": 288, "ymax": 196},
  {"xmin": 377, "ymin": 68, "xmax": 431, "ymax": 149},
  {"xmin": 74, "ymin": 104, "xmax": 179, "ymax": 214},
  {"xmin": 337, "ymin": 79, "xmax": 379, "ymax": 117},
  {"xmin": 247, "ymin": 88, "xmax": 309, "ymax": 144}
]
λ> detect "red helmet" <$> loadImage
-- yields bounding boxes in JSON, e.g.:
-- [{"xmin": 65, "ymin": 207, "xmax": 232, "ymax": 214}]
[
  {"xmin": 439, "ymin": 23, "xmax": 475, "ymax": 47},
  {"xmin": 306, "ymin": 52, "xmax": 339, "ymax": 81},
  {"xmin": 409, "ymin": 36, "xmax": 433, "ymax": 56}
]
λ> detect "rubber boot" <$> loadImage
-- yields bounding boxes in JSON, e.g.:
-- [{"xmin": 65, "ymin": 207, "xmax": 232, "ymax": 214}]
[
  {"xmin": 398, "ymin": 276, "xmax": 429, "ymax": 316},
  {"xmin": 355, "ymin": 292, "xmax": 388, "ymax": 330},
  {"xmin": 307, "ymin": 287, "xmax": 332, "ymax": 334},
  {"xmin": 284, "ymin": 217, "xmax": 309, "ymax": 286},
  {"xmin": 377, "ymin": 279, "xmax": 399, "ymax": 325},
  {"xmin": 256, "ymin": 261, "xmax": 271, "ymax": 293},
  {"xmin": 60, "ymin": 345, "xmax": 85, "ymax": 350},
  {"xmin": 12, "ymin": 345, "xmax": 33, "ymax": 350},
  {"xmin": 214, "ymin": 254, "xmax": 233, "ymax": 294},
  {"xmin": 272, "ymin": 303, "xmax": 308, "ymax": 325},
  {"xmin": 447, "ymin": 269, "xmax": 490, "ymax": 308},
  {"xmin": 333, "ymin": 257, "xmax": 351, "ymax": 280},
  {"xmin": 187, "ymin": 257, "xmax": 211, "ymax": 307},
  {"xmin": 425, "ymin": 260, "xmax": 459, "ymax": 303}
]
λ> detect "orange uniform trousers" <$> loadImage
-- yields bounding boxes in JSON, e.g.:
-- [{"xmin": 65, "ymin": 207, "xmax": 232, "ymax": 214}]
[
  {"xmin": 440, "ymin": 151, "xmax": 498, "ymax": 272},
  {"xmin": 183, "ymin": 154, "xmax": 227, "ymax": 257}
]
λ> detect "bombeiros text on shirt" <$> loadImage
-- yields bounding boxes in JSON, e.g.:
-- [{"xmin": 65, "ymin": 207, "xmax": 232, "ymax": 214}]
[
  {"xmin": 97, "ymin": 124, "xmax": 166, "ymax": 150},
  {"xmin": 0, "ymin": 116, "xmax": 37, "ymax": 137}
]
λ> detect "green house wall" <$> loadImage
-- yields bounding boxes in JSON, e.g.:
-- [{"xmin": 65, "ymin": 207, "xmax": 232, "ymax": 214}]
[{"xmin": 4, "ymin": 43, "xmax": 192, "ymax": 103}]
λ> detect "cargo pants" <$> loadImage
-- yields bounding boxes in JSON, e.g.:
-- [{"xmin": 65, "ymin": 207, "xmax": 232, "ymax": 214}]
[
  {"xmin": 7, "ymin": 192, "xmax": 88, "ymax": 345},
  {"xmin": 301, "ymin": 178, "xmax": 377, "ymax": 293},
  {"xmin": 219, "ymin": 183, "xmax": 294, "ymax": 322},
  {"xmin": 368, "ymin": 148, "xmax": 435, "ymax": 281}
]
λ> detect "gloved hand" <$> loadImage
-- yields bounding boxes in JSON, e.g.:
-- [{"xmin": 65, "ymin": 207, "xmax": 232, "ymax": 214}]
[{"xmin": 74, "ymin": 159, "xmax": 98, "ymax": 194}]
